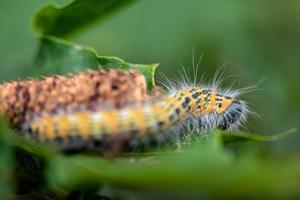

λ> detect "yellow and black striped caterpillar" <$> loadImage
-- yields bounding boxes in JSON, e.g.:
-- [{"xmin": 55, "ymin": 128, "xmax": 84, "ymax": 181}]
[
  {"xmin": 0, "ymin": 66, "xmax": 252, "ymax": 153},
  {"xmin": 26, "ymin": 77, "xmax": 250, "ymax": 153}
]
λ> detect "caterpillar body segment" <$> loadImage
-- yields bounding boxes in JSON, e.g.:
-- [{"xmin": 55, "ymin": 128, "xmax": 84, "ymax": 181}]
[
  {"xmin": 28, "ymin": 97, "xmax": 187, "ymax": 142},
  {"xmin": 26, "ymin": 86, "xmax": 248, "ymax": 152}
]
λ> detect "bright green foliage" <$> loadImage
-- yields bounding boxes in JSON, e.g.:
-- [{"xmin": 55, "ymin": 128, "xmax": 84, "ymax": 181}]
[
  {"xmin": 32, "ymin": 0, "xmax": 136, "ymax": 37},
  {"xmin": 46, "ymin": 143, "xmax": 300, "ymax": 199},
  {"xmin": 33, "ymin": 36, "xmax": 158, "ymax": 90},
  {"xmin": 0, "ymin": 117, "xmax": 13, "ymax": 198},
  {"xmin": 9, "ymin": 127, "xmax": 298, "ymax": 199}
]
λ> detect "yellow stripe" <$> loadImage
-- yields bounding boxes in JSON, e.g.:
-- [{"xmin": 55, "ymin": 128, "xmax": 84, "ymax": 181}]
[
  {"xmin": 41, "ymin": 116, "xmax": 54, "ymax": 140},
  {"xmin": 131, "ymin": 109, "xmax": 147, "ymax": 134},
  {"xmin": 103, "ymin": 111, "xmax": 119, "ymax": 134},
  {"xmin": 200, "ymin": 94, "xmax": 207, "ymax": 114},
  {"xmin": 207, "ymin": 89, "xmax": 216, "ymax": 113},
  {"xmin": 218, "ymin": 98, "xmax": 234, "ymax": 114},
  {"xmin": 75, "ymin": 112, "xmax": 91, "ymax": 139},
  {"xmin": 152, "ymin": 104, "xmax": 169, "ymax": 130},
  {"xmin": 57, "ymin": 115, "xmax": 70, "ymax": 138}
]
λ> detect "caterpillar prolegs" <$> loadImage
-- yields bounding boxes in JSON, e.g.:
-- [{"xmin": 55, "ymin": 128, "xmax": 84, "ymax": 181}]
[{"xmin": 0, "ymin": 68, "xmax": 250, "ymax": 153}]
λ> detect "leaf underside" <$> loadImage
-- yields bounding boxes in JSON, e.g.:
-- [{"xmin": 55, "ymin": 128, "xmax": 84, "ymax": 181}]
[{"xmin": 32, "ymin": 0, "xmax": 136, "ymax": 37}]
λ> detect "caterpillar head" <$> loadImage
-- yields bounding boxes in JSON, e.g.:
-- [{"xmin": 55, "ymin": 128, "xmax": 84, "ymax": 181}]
[
  {"xmin": 189, "ymin": 89, "xmax": 249, "ymax": 132},
  {"xmin": 216, "ymin": 99, "xmax": 248, "ymax": 131}
]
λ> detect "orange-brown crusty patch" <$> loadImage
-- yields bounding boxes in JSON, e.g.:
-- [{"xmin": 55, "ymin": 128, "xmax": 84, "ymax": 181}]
[{"xmin": 0, "ymin": 68, "xmax": 159, "ymax": 129}]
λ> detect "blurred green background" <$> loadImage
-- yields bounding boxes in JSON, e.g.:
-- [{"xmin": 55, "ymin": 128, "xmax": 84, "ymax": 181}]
[{"xmin": 1, "ymin": 0, "xmax": 300, "ymax": 152}]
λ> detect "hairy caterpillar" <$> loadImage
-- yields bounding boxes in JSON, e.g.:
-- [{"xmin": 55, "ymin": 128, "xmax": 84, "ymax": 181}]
[{"xmin": 24, "ymin": 67, "xmax": 250, "ymax": 153}]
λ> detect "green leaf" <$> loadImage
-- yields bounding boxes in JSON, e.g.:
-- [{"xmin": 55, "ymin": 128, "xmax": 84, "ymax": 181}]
[
  {"xmin": 11, "ymin": 133, "xmax": 57, "ymax": 158},
  {"xmin": 47, "ymin": 143, "xmax": 233, "ymax": 190},
  {"xmin": 219, "ymin": 129, "xmax": 296, "ymax": 145},
  {"xmin": 9, "ymin": 118, "xmax": 298, "ymax": 198},
  {"xmin": 0, "ymin": 117, "xmax": 13, "ymax": 197},
  {"xmin": 32, "ymin": 0, "xmax": 136, "ymax": 37},
  {"xmin": 32, "ymin": 36, "xmax": 158, "ymax": 90},
  {"xmin": 46, "ymin": 144, "xmax": 300, "ymax": 199}
]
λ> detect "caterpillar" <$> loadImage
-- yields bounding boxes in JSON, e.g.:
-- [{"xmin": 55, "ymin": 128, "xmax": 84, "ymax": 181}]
[{"xmin": 24, "ymin": 68, "xmax": 250, "ymax": 153}]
